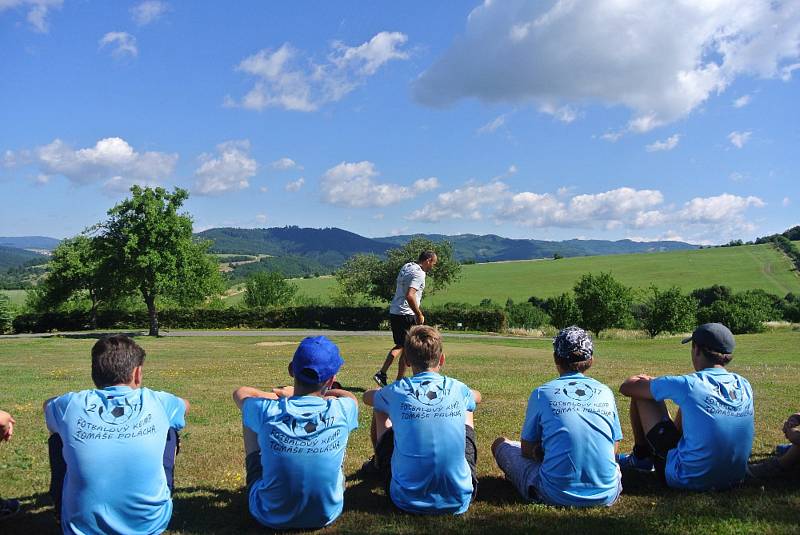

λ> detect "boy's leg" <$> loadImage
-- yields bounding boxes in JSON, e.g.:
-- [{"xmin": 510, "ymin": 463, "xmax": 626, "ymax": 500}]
[
  {"xmin": 627, "ymin": 398, "xmax": 681, "ymax": 481},
  {"xmin": 491, "ymin": 437, "xmax": 542, "ymax": 502},
  {"xmin": 778, "ymin": 444, "xmax": 800, "ymax": 469},
  {"xmin": 48, "ymin": 433, "xmax": 66, "ymax": 521},
  {"xmin": 464, "ymin": 412, "xmax": 478, "ymax": 501},
  {"xmin": 163, "ymin": 428, "xmax": 180, "ymax": 493}
]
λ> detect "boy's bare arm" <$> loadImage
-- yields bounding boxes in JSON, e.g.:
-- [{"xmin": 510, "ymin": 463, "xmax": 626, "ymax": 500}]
[
  {"xmin": 363, "ymin": 388, "xmax": 380, "ymax": 407},
  {"xmin": 471, "ymin": 389, "xmax": 482, "ymax": 405},
  {"xmin": 325, "ymin": 388, "xmax": 358, "ymax": 405},
  {"xmin": 619, "ymin": 374, "xmax": 655, "ymax": 399},
  {"xmin": 0, "ymin": 410, "xmax": 15, "ymax": 442},
  {"xmin": 232, "ymin": 386, "xmax": 279, "ymax": 409}
]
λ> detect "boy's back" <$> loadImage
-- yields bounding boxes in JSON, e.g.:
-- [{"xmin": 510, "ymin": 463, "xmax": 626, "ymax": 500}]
[
  {"xmin": 524, "ymin": 372, "xmax": 622, "ymax": 506},
  {"xmin": 243, "ymin": 394, "xmax": 357, "ymax": 529},
  {"xmin": 373, "ymin": 372, "xmax": 476, "ymax": 514},
  {"xmin": 45, "ymin": 385, "xmax": 186, "ymax": 534},
  {"xmin": 651, "ymin": 368, "xmax": 754, "ymax": 489}
]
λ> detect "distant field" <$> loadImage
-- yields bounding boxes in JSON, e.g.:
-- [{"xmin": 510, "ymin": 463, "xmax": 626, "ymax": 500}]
[
  {"xmin": 1, "ymin": 289, "xmax": 28, "ymax": 306},
  {"xmin": 1, "ymin": 331, "xmax": 798, "ymax": 534},
  {"xmin": 284, "ymin": 244, "xmax": 800, "ymax": 305}
]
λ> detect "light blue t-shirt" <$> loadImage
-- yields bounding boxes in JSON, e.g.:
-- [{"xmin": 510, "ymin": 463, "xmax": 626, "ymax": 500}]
[
  {"xmin": 373, "ymin": 371, "xmax": 476, "ymax": 514},
  {"xmin": 651, "ymin": 368, "xmax": 754, "ymax": 490},
  {"xmin": 243, "ymin": 395, "xmax": 358, "ymax": 530},
  {"xmin": 521, "ymin": 372, "xmax": 622, "ymax": 507},
  {"xmin": 44, "ymin": 386, "xmax": 186, "ymax": 535}
]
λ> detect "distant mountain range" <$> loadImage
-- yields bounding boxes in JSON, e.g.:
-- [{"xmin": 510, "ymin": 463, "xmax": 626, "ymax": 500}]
[
  {"xmin": 0, "ymin": 245, "xmax": 48, "ymax": 271},
  {"xmin": 1, "ymin": 227, "xmax": 698, "ymax": 279}
]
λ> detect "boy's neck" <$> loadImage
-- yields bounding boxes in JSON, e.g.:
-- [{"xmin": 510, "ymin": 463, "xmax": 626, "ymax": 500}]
[
  {"xmin": 411, "ymin": 367, "xmax": 440, "ymax": 376},
  {"xmin": 293, "ymin": 380, "xmax": 326, "ymax": 397}
]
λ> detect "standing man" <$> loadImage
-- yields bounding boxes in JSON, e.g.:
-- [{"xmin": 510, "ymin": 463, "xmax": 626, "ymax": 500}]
[{"xmin": 373, "ymin": 250, "xmax": 437, "ymax": 387}]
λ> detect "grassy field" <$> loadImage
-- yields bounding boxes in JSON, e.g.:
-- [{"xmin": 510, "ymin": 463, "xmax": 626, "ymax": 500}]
[
  {"xmin": 1, "ymin": 331, "xmax": 799, "ymax": 534},
  {"xmin": 277, "ymin": 244, "xmax": 800, "ymax": 306},
  {"xmin": 1, "ymin": 289, "xmax": 28, "ymax": 307}
]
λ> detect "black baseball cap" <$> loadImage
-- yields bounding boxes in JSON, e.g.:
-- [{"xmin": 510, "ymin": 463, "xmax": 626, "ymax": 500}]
[{"xmin": 681, "ymin": 323, "xmax": 735, "ymax": 354}]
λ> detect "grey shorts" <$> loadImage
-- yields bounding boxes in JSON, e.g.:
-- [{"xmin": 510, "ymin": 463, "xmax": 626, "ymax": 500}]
[{"xmin": 493, "ymin": 439, "xmax": 622, "ymax": 507}]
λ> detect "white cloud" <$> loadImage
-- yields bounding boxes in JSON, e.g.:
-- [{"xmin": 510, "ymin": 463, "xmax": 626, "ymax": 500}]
[
  {"xmin": 255, "ymin": 213, "xmax": 268, "ymax": 225},
  {"xmin": 728, "ymin": 130, "xmax": 752, "ymax": 148},
  {"xmin": 413, "ymin": 176, "xmax": 439, "ymax": 192},
  {"xmin": 99, "ymin": 32, "xmax": 138, "ymax": 59},
  {"xmin": 679, "ymin": 193, "xmax": 764, "ymax": 223},
  {"xmin": 477, "ymin": 114, "xmax": 507, "ymax": 134},
  {"xmin": 496, "ymin": 191, "xmax": 567, "ymax": 227},
  {"xmin": 271, "ymin": 157, "xmax": 302, "ymax": 170},
  {"xmin": 783, "ymin": 197, "xmax": 791, "ymax": 207},
  {"xmin": 131, "ymin": 1, "xmax": 168, "ymax": 26},
  {"xmin": 408, "ymin": 181, "xmax": 511, "ymax": 222},
  {"xmin": 0, "ymin": 0, "xmax": 62, "ymax": 32},
  {"xmin": 228, "ymin": 31, "xmax": 409, "ymax": 112},
  {"xmin": 646, "ymin": 134, "xmax": 681, "ymax": 152},
  {"xmin": 414, "ymin": 1, "xmax": 800, "ymax": 130},
  {"xmin": 781, "ymin": 62, "xmax": 800, "ymax": 81},
  {"xmin": 194, "ymin": 140, "xmax": 257, "ymax": 196},
  {"xmin": 733, "ymin": 95, "xmax": 752, "ymax": 108},
  {"xmin": 321, "ymin": 161, "xmax": 428, "ymax": 208},
  {"xmin": 17, "ymin": 137, "xmax": 177, "ymax": 192},
  {"xmin": 538, "ymin": 102, "xmax": 578, "ymax": 123},
  {"xmin": 729, "ymin": 171, "xmax": 747, "ymax": 182},
  {"xmin": 285, "ymin": 177, "xmax": 305, "ymax": 192},
  {"xmin": 259, "ymin": 186, "xmax": 269, "ymax": 193}
]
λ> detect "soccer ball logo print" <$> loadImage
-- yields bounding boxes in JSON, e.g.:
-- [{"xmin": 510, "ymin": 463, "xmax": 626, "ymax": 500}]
[
  {"xmin": 562, "ymin": 381, "xmax": 596, "ymax": 402},
  {"xmin": 413, "ymin": 379, "xmax": 448, "ymax": 406},
  {"xmin": 98, "ymin": 399, "xmax": 138, "ymax": 425}
]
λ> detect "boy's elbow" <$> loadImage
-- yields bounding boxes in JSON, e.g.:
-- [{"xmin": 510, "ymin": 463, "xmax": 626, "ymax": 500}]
[
  {"xmin": 182, "ymin": 398, "xmax": 191, "ymax": 415},
  {"xmin": 619, "ymin": 377, "xmax": 638, "ymax": 397},
  {"xmin": 472, "ymin": 389, "xmax": 482, "ymax": 404}
]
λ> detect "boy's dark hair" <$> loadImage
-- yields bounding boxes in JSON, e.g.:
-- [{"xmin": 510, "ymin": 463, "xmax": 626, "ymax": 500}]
[
  {"xmin": 91, "ymin": 335, "xmax": 146, "ymax": 388},
  {"xmin": 699, "ymin": 345, "xmax": 733, "ymax": 366},
  {"xmin": 553, "ymin": 353, "xmax": 593, "ymax": 373},
  {"xmin": 417, "ymin": 250, "xmax": 437, "ymax": 263},
  {"xmin": 404, "ymin": 325, "xmax": 442, "ymax": 370}
]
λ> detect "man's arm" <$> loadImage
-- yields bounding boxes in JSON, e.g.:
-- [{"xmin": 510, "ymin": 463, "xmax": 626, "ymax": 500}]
[
  {"xmin": 232, "ymin": 386, "xmax": 279, "ymax": 410},
  {"xmin": 619, "ymin": 374, "xmax": 655, "ymax": 399},
  {"xmin": 405, "ymin": 287, "xmax": 424, "ymax": 324}
]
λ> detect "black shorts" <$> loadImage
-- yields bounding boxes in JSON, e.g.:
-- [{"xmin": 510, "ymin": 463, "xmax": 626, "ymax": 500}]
[
  {"xmin": 374, "ymin": 425, "xmax": 479, "ymax": 501},
  {"xmin": 646, "ymin": 420, "xmax": 681, "ymax": 485},
  {"xmin": 390, "ymin": 314, "xmax": 417, "ymax": 348},
  {"xmin": 245, "ymin": 450, "xmax": 262, "ymax": 492}
]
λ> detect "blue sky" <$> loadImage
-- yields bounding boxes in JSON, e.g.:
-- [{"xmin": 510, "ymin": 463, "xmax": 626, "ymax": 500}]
[{"xmin": 1, "ymin": 0, "xmax": 798, "ymax": 244}]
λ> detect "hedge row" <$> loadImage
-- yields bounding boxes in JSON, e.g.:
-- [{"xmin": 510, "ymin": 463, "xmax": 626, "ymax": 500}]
[{"xmin": 11, "ymin": 304, "xmax": 506, "ymax": 334}]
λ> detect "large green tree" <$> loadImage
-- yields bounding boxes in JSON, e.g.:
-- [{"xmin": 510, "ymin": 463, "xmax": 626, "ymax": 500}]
[
  {"xmin": 97, "ymin": 186, "xmax": 223, "ymax": 336},
  {"xmin": 38, "ymin": 235, "xmax": 115, "ymax": 328},
  {"xmin": 335, "ymin": 237, "xmax": 461, "ymax": 303},
  {"xmin": 573, "ymin": 272, "xmax": 633, "ymax": 337},
  {"xmin": 637, "ymin": 285, "xmax": 697, "ymax": 338}
]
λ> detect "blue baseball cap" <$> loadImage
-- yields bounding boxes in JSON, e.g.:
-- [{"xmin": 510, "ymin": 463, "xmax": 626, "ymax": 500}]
[{"xmin": 291, "ymin": 336, "xmax": 344, "ymax": 384}]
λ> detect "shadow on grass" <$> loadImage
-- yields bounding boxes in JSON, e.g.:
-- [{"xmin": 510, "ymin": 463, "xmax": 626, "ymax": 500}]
[
  {"xmin": 56, "ymin": 331, "xmax": 145, "ymax": 340},
  {"xmin": 2, "ymin": 492, "xmax": 59, "ymax": 535}
]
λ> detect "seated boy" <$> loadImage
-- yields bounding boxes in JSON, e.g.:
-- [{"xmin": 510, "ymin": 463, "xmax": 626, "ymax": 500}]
[
  {"xmin": 492, "ymin": 326, "xmax": 623, "ymax": 507},
  {"xmin": 44, "ymin": 335, "xmax": 189, "ymax": 534},
  {"xmin": 233, "ymin": 336, "xmax": 358, "ymax": 530},
  {"xmin": 363, "ymin": 325, "xmax": 481, "ymax": 515},
  {"xmin": 747, "ymin": 412, "xmax": 800, "ymax": 478},
  {"xmin": 0, "ymin": 409, "xmax": 20, "ymax": 519},
  {"xmin": 618, "ymin": 323, "xmax": 754, "ymax": 490}
]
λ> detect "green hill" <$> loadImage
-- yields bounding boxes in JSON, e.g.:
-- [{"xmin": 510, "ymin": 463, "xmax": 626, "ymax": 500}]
[
  {"xmin": 0, "ymin": 246, "xmax": 47, "ymax": 271},
  {"xmin": 280, "ymin": 243, "xmax": 799, "ymax": 306}
]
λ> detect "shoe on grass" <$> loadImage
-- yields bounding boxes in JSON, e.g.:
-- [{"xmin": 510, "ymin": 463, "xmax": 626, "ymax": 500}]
[
  {"xmin": 747, "ymin": 457, "xmax": 784, "ymax": 479},
  {"xmin": 616, "ymin": 452, "xmax": 654, "ymax": 472},
  {"xmin": 373, "ymin": 371, "xmax": 388, "ymax": 387},
  {"xmin": 775, "ymin": 443, "xmax": 793, "ymax": 456},
  {"xmin": 0, "ymin": 498, "xmax": 20, "ymax": 520},
  {"xmin": 358, "ymin": 456, "xmax": 380, "ymax": 477}
]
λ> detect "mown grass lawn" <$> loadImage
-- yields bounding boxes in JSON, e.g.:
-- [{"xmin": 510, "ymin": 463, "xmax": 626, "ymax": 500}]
[{"xmin": 1, "ymin": 331, "xmax": 799, "ymax": 534}]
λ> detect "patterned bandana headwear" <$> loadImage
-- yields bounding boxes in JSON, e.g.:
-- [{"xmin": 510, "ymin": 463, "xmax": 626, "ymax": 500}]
[{"xmin": 553, "ymin": 326, "xmax": 594, "ymax": 362}]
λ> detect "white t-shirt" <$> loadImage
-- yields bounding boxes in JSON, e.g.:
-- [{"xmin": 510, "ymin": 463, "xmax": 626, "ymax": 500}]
[{"xmin": 389, "ymin": 262, "xmax": 426, "ymax": 316}]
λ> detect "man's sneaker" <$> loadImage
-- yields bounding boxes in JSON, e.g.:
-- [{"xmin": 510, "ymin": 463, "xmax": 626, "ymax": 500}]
[
  {"xmin": 0, "ymin": 498, "xmax": 20, "ymax": 520},
  {"xmin": 747, "ymin": 457, "xmax": 784, "ymax": 479},
  {"xmin": 775, "ymin": 443, "xmax": 793, "ymax": 456},
  {"xmin": 373, "ymin": 371, "xmax": 388, "ymax": 387},
  {"xmin": 616, "ymin": 452, "xmax": 654, "ymax": 472}
]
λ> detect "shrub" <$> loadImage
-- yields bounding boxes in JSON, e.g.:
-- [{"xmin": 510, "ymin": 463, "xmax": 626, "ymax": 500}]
[
  {"xmin": 505, "ymin": 301, "xmax": 550, "ymax": 329},
  {"xmin": 690, "ymin": 285, "xmax": 733, "ymax": 308},
  {"xmin": 636, "ymin": 286, "xmax": 697, "ymax": 337},
  {"xmin": 546, "ymin": 292, "xmax": 582, "ymax": 329},
  {"xmin": 0, "ymin": 293, "xmax": 14, "ymax": 334},
  {"xmin": 573, "ymin": 272, "xmax": 633, "ymax": 337},
  {"xmin": 696, "ymin": 291, "xmax": 777, "ymax": 334},
  {"xmin": 243, "ymin": 271, "xmax": 298, "ymax": 308}
]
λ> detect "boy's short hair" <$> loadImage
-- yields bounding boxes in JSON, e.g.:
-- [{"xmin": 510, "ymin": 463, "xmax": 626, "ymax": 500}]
[
  {"xmin": 404, "ymin": 325, "xmax": 442, "ymax": 370},
  {"xmin": 91, "ymin": 335, "xmax": 146, "ymax": 388},
  {"xmin": 698, "ymin": 345, "xmax": 733, "ymax": 366}
]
